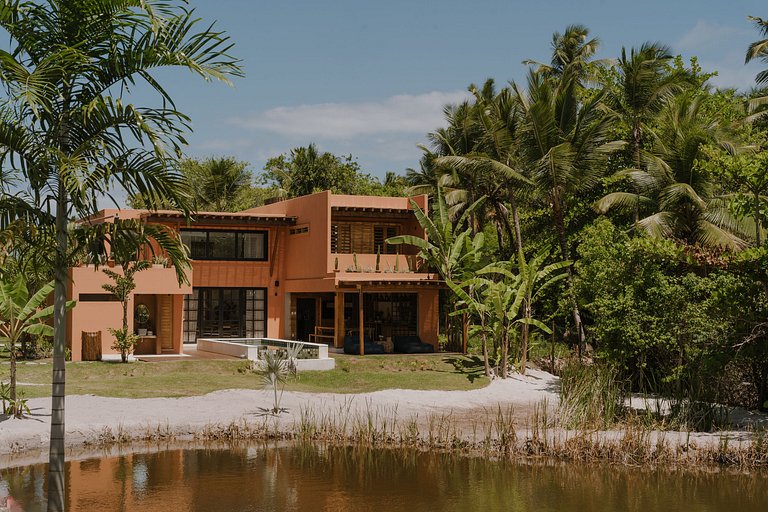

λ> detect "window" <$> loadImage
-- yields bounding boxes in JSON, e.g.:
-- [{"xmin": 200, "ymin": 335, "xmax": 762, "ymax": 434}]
[
  {"xmin": 183, "ymin": 287, "xmax": 267, "ymax": 343},
  {"xmin": 180, "ymin": 230, "xmax": 268, "ymax": 261},
  {"xmin": 331, "ymin": 223, "xmax": 399, "ymax": 254},
  {"xmin": 289, "ymin": 225, "xmax": 309, "ymax": 236}
]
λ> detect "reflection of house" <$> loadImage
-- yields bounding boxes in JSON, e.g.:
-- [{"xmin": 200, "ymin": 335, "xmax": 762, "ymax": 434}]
[{"xmin": 67, "ymin": 191, "xmax": 441, "ymax": 360}]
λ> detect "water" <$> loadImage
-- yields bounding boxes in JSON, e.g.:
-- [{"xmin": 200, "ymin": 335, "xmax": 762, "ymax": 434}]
[{"xmin": 1, "ymin": 444, "xmax": 767, "ymax": 511}]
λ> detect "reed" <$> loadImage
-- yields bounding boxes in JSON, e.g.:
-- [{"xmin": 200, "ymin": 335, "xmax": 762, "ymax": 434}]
[{"xmin": 77, "ymin": 400, "xmax": 768, "ymax": 470}]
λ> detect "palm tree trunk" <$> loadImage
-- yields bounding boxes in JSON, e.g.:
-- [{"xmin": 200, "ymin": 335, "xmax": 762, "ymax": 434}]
[
  {"xmin": 553, "ymin": 197, "xmax": 586, "ymax": 354},
  {"xmin": 482, "ymin": 333, "xmax": 491, "ymax": 377},
  {"xmin": 520, "ymin": 302, "xmax": 531, "ymax": 376},
  {"xmin": 47, "ymin": 183, "xmax": 67, "ymax": 512},
  {"xmin": 10, "ymin": 343, "xmax": 16, "ymax": 402},
  {"xmin": 755, "ymin": 191, "xmax": 762, "ymax": 245},
  {"xmin": 510, "ymin": 194, "xmax": 524, "ymax": 254},
  {"xmin": 633, "ymin": 124, "xmax": 642, "ymax": 224},
  {"xmin": 500, "ymin": 331, "xmax": 509, "ymax": 379}
]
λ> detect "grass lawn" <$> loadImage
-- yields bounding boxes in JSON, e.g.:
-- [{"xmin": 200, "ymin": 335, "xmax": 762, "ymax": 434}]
[{"xmin": 0, "ymin": 354, "xmax": 489, "ymax": 399}]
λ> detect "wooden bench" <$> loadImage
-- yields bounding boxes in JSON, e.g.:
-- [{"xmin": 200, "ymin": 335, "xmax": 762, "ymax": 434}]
[{"xmin": 309, "ymin": 326, "xmax": 335, "ymax": 344}]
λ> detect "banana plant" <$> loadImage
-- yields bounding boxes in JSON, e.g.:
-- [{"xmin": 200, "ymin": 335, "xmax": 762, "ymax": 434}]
[
  {"xmin": 0, "ymin": 278, "xmax": 74, "ymax": 418},
  {"xmin": 386, "ymin": 185, "xmax": 485, "ymax": 282},
  {"xmin": 479, "ymin": 249, "xmax": 570, "ymax": 375}
]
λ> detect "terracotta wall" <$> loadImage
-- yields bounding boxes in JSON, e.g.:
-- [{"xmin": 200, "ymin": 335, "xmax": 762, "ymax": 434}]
[
  {"xmin": 246, "ymin": 192, "xmax": 331, "ymax": 280},
  {"xmin": 68, "ymin": 266, "xmax": 190, "ymax": 361}
]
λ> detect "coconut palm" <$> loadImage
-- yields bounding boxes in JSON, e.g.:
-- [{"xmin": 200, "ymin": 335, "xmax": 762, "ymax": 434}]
[
  {"xmin": 436, "ymin": 85, "xmax": 532, "ymax": 257},
  {"xmin": 183, "ymin": 157, "xmax": 252, "ymax": 212},
  {"xmin": 746, "ymin": 16, "xmax": 768, "ymax": 86},
  {"xmin": 597, "ymin": 94, "xmax": 752, "ymax": 249},
  {"xmin": 0, "ymin": 2, "xmax": 241, "ymax": 509},
  {"xmin": 513, "ymin": 67, "xmax": 621, "ymax": 350}
]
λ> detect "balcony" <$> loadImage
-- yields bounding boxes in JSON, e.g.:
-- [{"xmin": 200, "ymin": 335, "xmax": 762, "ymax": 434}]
[{"xmin": 331, "ymin": 253, "xmax": 425, "ymax": 274}]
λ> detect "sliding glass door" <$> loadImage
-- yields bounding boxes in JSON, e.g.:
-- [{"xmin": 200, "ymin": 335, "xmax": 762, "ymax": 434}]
[{"xmin": 183, "ymin": 288, "xmax": 266, "ymax": 343}]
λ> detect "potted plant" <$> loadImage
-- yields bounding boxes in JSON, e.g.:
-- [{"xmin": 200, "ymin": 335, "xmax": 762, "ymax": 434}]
[
  {"xmin": 152, "ymin": 255, "xmax": 168, "ymax": 268},
  {"xmin": 135, "ymin": 303, "xmax": 150, "ymax": 336}
]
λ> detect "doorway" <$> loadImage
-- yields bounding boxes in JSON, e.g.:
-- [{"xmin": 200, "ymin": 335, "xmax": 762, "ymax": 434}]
[{"xmin": 296, "ymin": 298, "xmax": 317, "ymax": 343}]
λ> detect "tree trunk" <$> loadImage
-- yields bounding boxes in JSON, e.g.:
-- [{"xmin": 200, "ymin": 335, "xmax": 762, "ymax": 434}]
[
  {"xmin": 10, "ymin": 342, "xmax": 16, "ymax": 402},
  {"xmin": 500, "ymin": 332, "xmax": 509, "ymax": 379},
  {"xmin": 510, "ymin": 193, "xmax": 524, "ymax": 254},
  {"xmin": 632, "ymin": 123, "xmax": 642, "ymax": 224},
  {"xmin": 47, "ymin": 184, "xmax": 67, "ymax": 512},
  {"xmin": 755, "ymin": 191, "xmax": 762, "ymax": 246},
  {"xmin": 520, "ymin": 302, "xmax": 531, "ymax": 376},
  {"xmin": 553, "ymin": 197, "xmax": 586, "ymax": 354},
  {"xmin": 481, "ymin": 333, "xmax": 490, "ymax": 378}
]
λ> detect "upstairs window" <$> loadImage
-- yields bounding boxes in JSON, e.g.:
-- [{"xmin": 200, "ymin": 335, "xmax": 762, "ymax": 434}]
[
  {"xmin": 330, "ymin": 223, "xmax": 399, "ymax": 254},
  {"xmin": 181, "ymin": 230, "xmax": 268, "ymax": 261}
]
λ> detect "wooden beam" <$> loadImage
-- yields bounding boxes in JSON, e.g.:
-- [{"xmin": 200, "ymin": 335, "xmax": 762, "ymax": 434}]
[
  {"xmin": 358, "ymin": 285, "xmax": 364, "ymax": 356},
  {"xmin": 335, "ymin": 291, "xmax": 344, "ymax": 348}
]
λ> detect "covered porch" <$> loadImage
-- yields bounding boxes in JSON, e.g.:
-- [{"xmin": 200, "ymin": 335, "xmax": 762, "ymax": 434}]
[{"xmin": 288, "ymin": 281, "xmax": 441, "ymax": 354}]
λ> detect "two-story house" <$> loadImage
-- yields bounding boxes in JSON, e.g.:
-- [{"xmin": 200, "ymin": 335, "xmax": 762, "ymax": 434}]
[{"xmin": 67, "ymin": 191, "xmax": 441, "ymax": 360}]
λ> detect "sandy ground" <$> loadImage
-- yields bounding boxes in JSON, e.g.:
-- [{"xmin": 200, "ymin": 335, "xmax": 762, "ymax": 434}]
[
  {"xmin": 1, "ymin": 368, "xmax": 765, "ymax": 469},
  {"xmin": 0, "ymin": 370, "xmax": 558, "ymax": 459}
]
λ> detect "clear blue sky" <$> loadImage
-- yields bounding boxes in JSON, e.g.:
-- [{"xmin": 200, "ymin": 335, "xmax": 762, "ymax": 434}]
[{"xmin": 159, "ymin": 0, "xmax": 767, "ymax": 180}]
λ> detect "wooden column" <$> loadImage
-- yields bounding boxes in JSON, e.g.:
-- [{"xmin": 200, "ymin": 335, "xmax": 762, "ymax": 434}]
[
  {"xmin": 335, "ymin": 291, "xmax": 345, "ymax": 348},
  {"xmin": 358, "ymin": 285, "xmax": 364, "ymax": 356}
]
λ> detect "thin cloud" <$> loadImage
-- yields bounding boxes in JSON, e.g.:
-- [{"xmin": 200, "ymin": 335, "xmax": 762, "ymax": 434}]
[
  {"xmin": 676, "ymin": 20, "xmax": 751, "ymax": 54},
  {"xmin": 230, "ymin": 90, "xmax": 471, "ymax": 139}
]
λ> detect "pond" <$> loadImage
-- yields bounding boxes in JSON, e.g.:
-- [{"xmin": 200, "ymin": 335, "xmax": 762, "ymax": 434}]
[{"xmin": 1, "ymin": 444, "xmax": 767, "ymax": 511}]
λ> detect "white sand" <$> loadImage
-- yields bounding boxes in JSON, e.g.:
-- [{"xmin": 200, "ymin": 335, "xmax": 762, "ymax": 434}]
[
  {"xmin": 0, "ymin": 369, "xmax": 559, "ymax": 458},
  {"xmin": 2, "ymin": 368, "xmax": 765, "ymax": 467}
]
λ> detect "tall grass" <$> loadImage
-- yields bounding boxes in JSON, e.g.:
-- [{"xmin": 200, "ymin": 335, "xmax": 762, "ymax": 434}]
[{"xmin": 559, "ymin": 360, "xmax": 625, "ymax": 428}]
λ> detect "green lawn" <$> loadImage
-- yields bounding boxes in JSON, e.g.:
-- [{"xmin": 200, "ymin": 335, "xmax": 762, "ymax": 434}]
[{"xmin": 0, "ymin": 354, "xmax": 489, "ymax": 399}]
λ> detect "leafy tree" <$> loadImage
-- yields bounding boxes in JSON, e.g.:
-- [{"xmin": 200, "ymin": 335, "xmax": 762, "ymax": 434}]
[
  {"xmin": 0, "ymin": 2, "xmax": 241, "ymax": 508},
  {"xmin": 700, "ymin": 143, "xmax": 768, "ymax": 244},
  {"xmin": 260, "ymin": 143, "xmax": 400, "ymax": 198}
]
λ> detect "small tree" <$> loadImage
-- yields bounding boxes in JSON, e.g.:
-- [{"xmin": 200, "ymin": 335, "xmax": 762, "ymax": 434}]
[
  {"xmin": 256, "ymin": 343, "xmax": 303, "ymax": 415},
  {"xmin": 102, "ymin": 261, "xmax": 149, "ymax": 363},
  {"xmin": 0, "ymin": 278, "xmax": 73, "ymax": 417}
]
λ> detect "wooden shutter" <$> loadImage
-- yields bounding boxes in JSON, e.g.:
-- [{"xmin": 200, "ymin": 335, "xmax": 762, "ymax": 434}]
[{"xmin": 157, "ymin": 295, "xmax": 174, "ymax": 350}]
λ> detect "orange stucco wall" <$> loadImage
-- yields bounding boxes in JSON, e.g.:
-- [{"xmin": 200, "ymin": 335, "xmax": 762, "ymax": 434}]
[
  {"xmin": 68, "ymin": 192, "xmax": 441, "ymax": 359},
  {"xmin": 68, "ymin": 266, "xmax": 191, "ymax": 360}
]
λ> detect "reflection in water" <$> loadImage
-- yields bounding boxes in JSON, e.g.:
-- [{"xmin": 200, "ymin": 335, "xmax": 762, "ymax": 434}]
[{"xmin": 1, "ymin": 444, "xmax": 767, "ymax": 511}]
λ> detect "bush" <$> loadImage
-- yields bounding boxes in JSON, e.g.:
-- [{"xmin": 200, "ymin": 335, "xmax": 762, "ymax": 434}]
[{"xmin": 109, "ymin": 327, "xmax": 139, "ymax": 363}]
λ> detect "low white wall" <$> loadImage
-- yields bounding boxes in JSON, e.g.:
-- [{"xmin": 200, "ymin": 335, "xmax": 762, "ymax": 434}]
[{"xmin": 196, "ymin": 338, "xmax": 335, "ymax": 371}]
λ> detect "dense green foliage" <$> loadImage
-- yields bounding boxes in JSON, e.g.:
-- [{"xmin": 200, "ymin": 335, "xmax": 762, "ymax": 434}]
[{"xmin": 413, "ymin": 20, "xmax": 768, "ymax": 416}]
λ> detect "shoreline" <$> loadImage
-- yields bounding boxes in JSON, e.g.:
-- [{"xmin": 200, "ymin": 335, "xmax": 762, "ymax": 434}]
[{"xmin": 1, "ymin": 369, "xmax": 766, "ymax": 471}]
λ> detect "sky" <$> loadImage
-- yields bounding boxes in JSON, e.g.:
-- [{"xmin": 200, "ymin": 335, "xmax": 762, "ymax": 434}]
[{"xmin": 152, "ymin": 0, "xmax": 767, "ymax": 181}]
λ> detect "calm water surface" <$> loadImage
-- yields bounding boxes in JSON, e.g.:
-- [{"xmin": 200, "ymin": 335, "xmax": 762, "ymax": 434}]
[{"xmin": 1, "ymin": 444, "xmax": 767, "ymax": 511}]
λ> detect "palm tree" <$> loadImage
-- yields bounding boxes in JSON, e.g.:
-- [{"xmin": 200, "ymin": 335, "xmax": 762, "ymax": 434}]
[
  {"xmin": 513, "ymin": 66, "xmax": 621, "ymax": 350},
  {"xmin": 0, "ymin": 278, "xmax": 72, "ymax": 417},
  {"xmin": 746, "ymin": 16, "xmax": 768, "ymax": 86},
  {"xmin": 184, "ymin": 157, "xmax": 252, "ymax": 212},
  {"xmin": 386, "ymin": 186, "xmax": 485, "ymax": 283},
  {"xmin": 600, "ymin": 43, "xmax": 687, "ymax": 221},
  {"xmin": 436, "ymin": 84, "xmax": 532, "ymax": 257},
  {"xmin": 597, "ymin": 94, "xmax": 752, "ymax": 249},
  {"xmin": 0, "ymin": 2, "xmax": 241, "ymax": 509}
]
